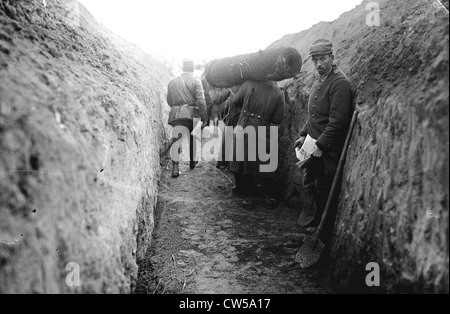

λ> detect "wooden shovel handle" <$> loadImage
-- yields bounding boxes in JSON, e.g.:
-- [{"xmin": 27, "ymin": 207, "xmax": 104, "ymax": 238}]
[{"xmin": 317, "ymin": 110, "xmax": 359, "ymax": 236}]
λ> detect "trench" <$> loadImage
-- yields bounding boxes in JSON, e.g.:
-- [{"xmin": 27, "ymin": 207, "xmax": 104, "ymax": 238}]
[
  {"xmin": 1, "ymin": 0, "xmax": 447, "ymax": 294},
  {"xmin": 135, "ymin": 138, "xmax": 331, "ymax": 294}
]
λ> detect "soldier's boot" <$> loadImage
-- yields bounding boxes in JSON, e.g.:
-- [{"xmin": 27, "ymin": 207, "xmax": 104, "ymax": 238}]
[
  {"xmin": 172, "ymin": 161, "xmax": 180, "ymax": 178},
  {"xmin": 298, "ymin": 192, "xmax": 317, "ymax": 227}
]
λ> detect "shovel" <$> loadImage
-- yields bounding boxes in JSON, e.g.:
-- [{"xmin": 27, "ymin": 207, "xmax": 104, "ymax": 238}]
[{"xmin": 295, "ymin": 110, "xmax": 359, "ymax": 268}]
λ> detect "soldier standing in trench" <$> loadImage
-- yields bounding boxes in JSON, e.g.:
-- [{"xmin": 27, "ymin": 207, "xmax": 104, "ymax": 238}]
[
  {"xmin": 230, "ymin": 80, "xmax": 285, "ymax": 198},
  {"xmin": 294, "ymin": 39, "xmax": 354, "ymax": 241},
  {"xmin": 167, "ymin": 60, "xmax": 208, "ymax": 178}
]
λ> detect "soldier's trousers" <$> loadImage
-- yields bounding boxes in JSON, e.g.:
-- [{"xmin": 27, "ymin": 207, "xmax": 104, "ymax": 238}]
[
  {"xmin": 172, "ymin": 122, "xmax": 196, "ymax": 162},
  {"xmin": 303, "ymin": 154, "xmax": 341, "ymax": 243}
]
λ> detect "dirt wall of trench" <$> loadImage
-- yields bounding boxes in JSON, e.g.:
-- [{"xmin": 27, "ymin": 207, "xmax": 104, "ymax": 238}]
[
  {"xmin": 0, "ymin": 0, "xmax": 170, "ymax": 293},
  {"xmin": 270, "ymin": 0, "xmax": 449, "ymax": 293}
]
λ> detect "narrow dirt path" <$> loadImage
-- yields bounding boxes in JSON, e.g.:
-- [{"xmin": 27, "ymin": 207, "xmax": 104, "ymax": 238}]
[{"xmin": 136, "ymin": 139, "xmax": 331, "ymax": 294}]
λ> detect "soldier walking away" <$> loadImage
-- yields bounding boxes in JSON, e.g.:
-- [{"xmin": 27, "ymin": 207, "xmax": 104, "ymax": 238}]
[
  {"xmin": 294, "ymin": 39, "xmax": 354, "ymax": 243},
  {"xmin": 167, "ymin": 60, "xmax": 208, "ymax": 178},
  {"xmin": 229, "ymin": 80, "xmax": 285, "ymax": 197}
]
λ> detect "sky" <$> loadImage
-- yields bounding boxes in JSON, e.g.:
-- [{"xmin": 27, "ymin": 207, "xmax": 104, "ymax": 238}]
[{"xmin": 77, "ymin": 0, "xmax": 362, "ymax": 63}]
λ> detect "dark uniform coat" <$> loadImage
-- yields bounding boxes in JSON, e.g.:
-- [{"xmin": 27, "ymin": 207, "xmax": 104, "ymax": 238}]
[
  {"xmin": 299, "ymin": 67, "xmax": 354, "ymax": 229},
  {"xmin": 229, "ymin": 80, "xmax": 285, "ymax": 175},
  {"xmin": 300, "ymin": 68, "xmax": 353, "ymax": 160},
  {"xmin": 217, "ymin": 85, "xmax": 241, "ymax": 168}
]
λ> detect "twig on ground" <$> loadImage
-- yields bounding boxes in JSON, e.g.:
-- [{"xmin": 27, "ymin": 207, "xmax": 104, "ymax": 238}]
[
  {"xmin": 181, "ymin": 268, "xmax": 197, "ymax": 293},
  {"xmin": 172, "ymin": 254, "xmax": 177, "ymax": 268},
  {"xmin": 187, "ymin": 269, "xmax": 196, "ymax": 277},
  {"xmin": 181, "ymin": 272, "xmax": 187, "ymax": 293},
  {"xmin": 161, "ymin": 279, "xmax": 173, "ymax": 294},
  {"xmin": 152, "ymin": 278, "xmax": 163, "ymax": 294}
]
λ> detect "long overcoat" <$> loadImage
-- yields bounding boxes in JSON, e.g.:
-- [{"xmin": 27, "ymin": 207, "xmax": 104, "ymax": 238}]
[{"xmin": 229, "ymin": 80, "xmax": 285, "ymax": 175}]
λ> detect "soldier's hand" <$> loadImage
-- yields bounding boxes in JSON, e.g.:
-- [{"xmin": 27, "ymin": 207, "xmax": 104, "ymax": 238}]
[
  {"xmin": 311, "ymin": 145, "xmax": 323, "ymax": 158},
  {"xmin": 295, "ymin": 136, "xmax": 306, "ymax": 148}
]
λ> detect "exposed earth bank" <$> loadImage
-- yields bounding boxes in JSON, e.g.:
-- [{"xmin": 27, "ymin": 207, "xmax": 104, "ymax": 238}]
[
  {"xmin": 0, "ymin": 0, "xmax": 170, "ymax": 293},
  {"xmin": 270, "ymin": 0, "xmax": 449, "ymax": 293}
]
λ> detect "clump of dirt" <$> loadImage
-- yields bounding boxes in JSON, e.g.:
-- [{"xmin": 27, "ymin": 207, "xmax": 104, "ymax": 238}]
[
  {"xmin": 0, "ymin": 0, "xmax": 170, "ymax": 293},
  {"xmin": 269, "ymin": 0, "xmax": 448, "ymax": 293}
]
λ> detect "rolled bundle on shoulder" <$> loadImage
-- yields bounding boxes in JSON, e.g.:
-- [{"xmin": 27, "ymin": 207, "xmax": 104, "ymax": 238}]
[{"xmin": 205, "ymin": 47, "xmax": 302, "ymax": 88}]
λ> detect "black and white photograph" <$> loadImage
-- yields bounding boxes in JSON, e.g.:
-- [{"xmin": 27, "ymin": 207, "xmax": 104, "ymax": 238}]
[{"xmin": 0, "ymin": 0, "xmax": 448, "ymax": 297}]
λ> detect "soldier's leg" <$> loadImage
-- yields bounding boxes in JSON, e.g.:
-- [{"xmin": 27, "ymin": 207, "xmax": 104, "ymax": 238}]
[
  {"xmin": 207, "ymin": 105, "xmax": 213, "ymax": 126},
  {"xmin": 171, "ymin": 131, "xmax": 184, "ymax": 178},
  {"xmin": 216, "ymin": 127, "xmax": 228, "ymax": 169},
  {"xmin": 312, "ymin": 155, "xmax": 339, "ymax": 242},
  {"xmin": 213, "ymin": 111, "xmax": 219, "ymax": 138},
  {"xmin": 174, "ymin": 132, "xmax": 183, "ymax": 155},
  {"xmin": 299, "ymin": 158, "xmax": 319, "ymax": 227},
  {"xmin": 317, "ymin": 154, "xmax": 340, "ymax": 244},
  {"xmin": 171, "ymin": 126, "xmax": 186, "ymax": 158},
  {"xmin": 188, "ymin": 123, "xmax": 198, "ymax": 169}
]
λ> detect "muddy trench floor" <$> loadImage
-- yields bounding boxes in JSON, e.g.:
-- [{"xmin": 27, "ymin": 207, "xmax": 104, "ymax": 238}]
[{"xmin": 136, "ymin": 142, "xmax": 331, "ymax": 294}]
